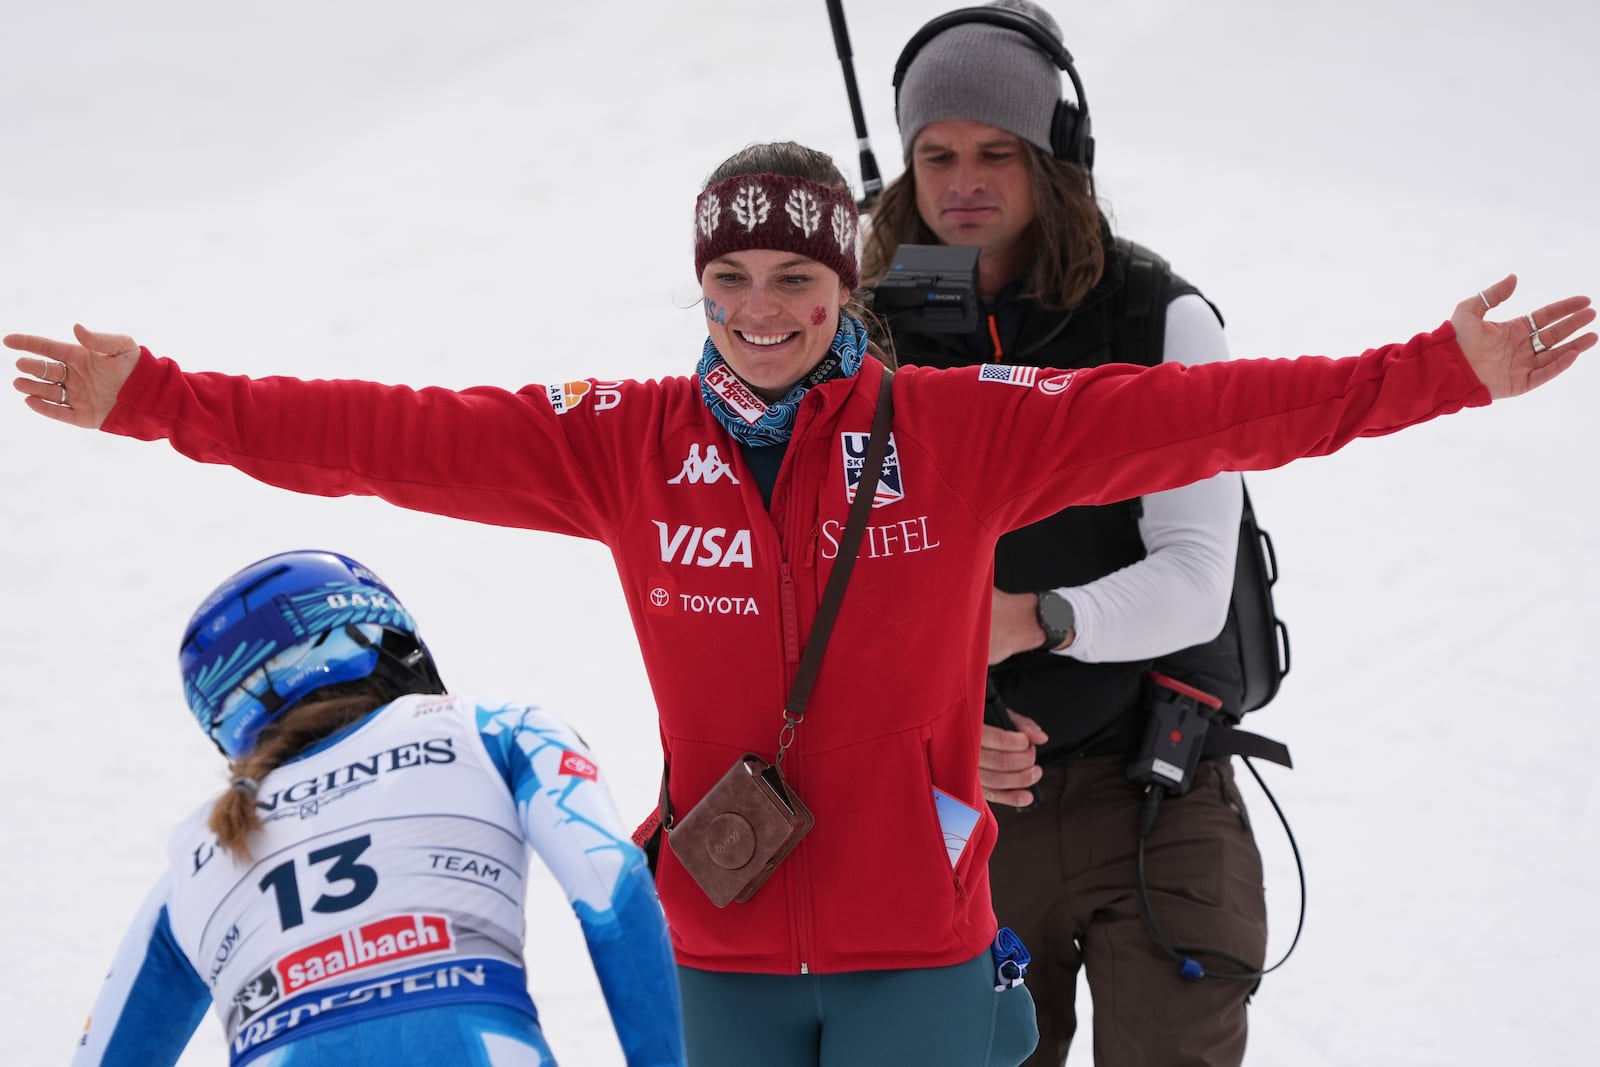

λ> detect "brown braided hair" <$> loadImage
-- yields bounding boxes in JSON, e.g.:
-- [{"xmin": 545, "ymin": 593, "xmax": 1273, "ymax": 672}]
[{"xmin": 208, "ymin": 677, "xmax": 399, "ymax": 860}]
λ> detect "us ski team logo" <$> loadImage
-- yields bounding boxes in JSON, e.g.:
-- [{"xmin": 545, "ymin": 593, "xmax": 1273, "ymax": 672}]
[{"xmin": 840, "ymin": 432, "xmax": 903, "ymax": 508}]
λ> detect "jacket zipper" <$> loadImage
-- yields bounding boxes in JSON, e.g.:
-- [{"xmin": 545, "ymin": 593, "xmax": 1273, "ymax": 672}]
[
  {"xmin": 779, "ymin": 562, "xmax": 800, "ymax": 665},
  {"xmin": 784, "ymin": 562, "xmax": 813, "ymax": 974},
  {"xmin": 778, "ymin": 453, "xmax": 812, "ymax": 974}
]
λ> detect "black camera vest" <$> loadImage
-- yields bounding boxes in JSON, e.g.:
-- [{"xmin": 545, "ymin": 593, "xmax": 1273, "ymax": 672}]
[{"xmin": 875, "ymin": 237, "xmax": 1243, "ymax": 760}]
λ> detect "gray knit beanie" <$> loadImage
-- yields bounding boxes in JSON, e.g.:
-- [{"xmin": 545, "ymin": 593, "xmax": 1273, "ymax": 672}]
[{"xmin": 897, "ymin": 0, "xmax": 1064, "ymax": 158}]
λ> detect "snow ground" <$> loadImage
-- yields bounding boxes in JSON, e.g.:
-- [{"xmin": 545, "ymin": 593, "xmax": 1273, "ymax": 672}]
[{"xmin": 2, "ymin": 2, "xmax": 1596, "ymax": 1064}]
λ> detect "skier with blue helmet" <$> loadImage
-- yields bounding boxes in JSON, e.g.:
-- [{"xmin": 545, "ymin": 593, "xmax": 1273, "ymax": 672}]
[{"xmin": 73, "ymin": 549, "xmax": 685, "ymax": 1067}]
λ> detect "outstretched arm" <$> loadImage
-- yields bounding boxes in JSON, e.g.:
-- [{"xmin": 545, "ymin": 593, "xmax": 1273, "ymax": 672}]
[
  {"xmin": 1456, "ymin": 275, "xmax": 1593, "ymax": 398},
  {"xmin": 9, "ymin": 326, "xmax": 633, "ymax": 541},
  {"xmin": 477, "ymin": 704, "xmax": 686, "ymax": 1067},
  {"xmin": 944, "ymin": 278, "xmax": 1596, "ymax": 533},
  {"xmin": 7, "ymin": 324, "xmax": 139, "ymax": 429}
]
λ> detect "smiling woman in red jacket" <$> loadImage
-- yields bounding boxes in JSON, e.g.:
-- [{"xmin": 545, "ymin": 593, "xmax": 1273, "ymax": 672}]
[{"xmin": 8, "ymin": 140, "xmax": 1593, "ymax": 1067}]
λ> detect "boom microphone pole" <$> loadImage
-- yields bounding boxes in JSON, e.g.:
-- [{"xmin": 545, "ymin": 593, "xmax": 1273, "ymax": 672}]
[{"xmin": 823, "ymin": 0, "xmax": 883, "ymax": 211}]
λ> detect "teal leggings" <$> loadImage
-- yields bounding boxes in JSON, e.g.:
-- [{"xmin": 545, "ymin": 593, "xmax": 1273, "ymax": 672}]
[{"xmin": 678, "ymin": 951, "xmax": 1039, "ymax": 1067}]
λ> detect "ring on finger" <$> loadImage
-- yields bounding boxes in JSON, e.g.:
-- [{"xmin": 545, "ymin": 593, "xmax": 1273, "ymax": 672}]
[
  {"xmin": 1478, "ymin": 290, "xmax": 1491, "ymax": 310},
  {"xmin": 54, "ymin": 361, "xmax": 69, "ymax": 385},
  {"xmin": 58, "ymin": 382, "xmax": 68, "ymax": 405},
  {"xmin": 1525, "ymin": 312, "xmax": 1549, "ymax": 354}
]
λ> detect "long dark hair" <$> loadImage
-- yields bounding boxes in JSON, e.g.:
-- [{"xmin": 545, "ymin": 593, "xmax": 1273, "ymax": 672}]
[
  {"xmin": 861, "ymin": 144, "xmax": 1104, "ymax": 311},
  {"xmin": 705, "ymin": 141, "xmax": 896, "ymax": 368}
]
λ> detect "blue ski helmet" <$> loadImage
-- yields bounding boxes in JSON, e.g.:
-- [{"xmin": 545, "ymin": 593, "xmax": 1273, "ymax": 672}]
[{"xmin": 180, "ymin": 551, "xmax": 444, "ymax": 759}]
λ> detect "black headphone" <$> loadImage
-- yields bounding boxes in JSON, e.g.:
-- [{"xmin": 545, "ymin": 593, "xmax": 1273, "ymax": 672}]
[{"xmin": 892, "ymin": 6, "xmax": 1094, "ymax": 170}]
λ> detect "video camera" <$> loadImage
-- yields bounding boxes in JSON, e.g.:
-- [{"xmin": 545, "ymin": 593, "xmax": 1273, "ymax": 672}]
[{"xmin": 872, "ymin": 243, "xmax": 979, "ymax": 334}]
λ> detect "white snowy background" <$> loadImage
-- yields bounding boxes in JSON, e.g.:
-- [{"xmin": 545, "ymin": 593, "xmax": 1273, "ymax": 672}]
[{"xmin": 2, "ymin": 1, "xmax": 1596, "ymax": 1064}]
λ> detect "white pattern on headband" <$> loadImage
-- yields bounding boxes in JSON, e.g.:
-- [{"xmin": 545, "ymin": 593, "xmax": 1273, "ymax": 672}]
[
  {"xmin": 786, "ymin": 188, "xmax": 821, "ymax": 237},
  {"xmin": 697, "ymin": 195, "xmax": 721, "ymax": 240},
  {"xmin": 831, "ymin": 203, "xmax": 856, "ymax": 255},
  {"xmin": 732, "ymin": 184, "xmax": 771, "ymax": 231}
]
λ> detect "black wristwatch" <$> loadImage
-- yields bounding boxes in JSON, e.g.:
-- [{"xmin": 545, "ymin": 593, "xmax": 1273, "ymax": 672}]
[{"xmin": 1036, "ymin": 590, "xmax": 1076, "ymax": 651}]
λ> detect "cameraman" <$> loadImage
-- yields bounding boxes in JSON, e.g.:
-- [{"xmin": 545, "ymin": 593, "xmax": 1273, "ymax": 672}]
[{"xmin": 863, "ymin": 3, "xmax": 1263, "ymax": 1064}]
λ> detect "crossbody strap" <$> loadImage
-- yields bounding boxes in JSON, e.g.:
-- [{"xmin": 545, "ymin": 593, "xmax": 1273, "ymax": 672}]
[
  {"xmin": 782, "ymin": 367, "xmax": 894, "ymax": 724},
  {"xmin": 659, "ymin": 367, "xmax": 895, "ymax": 826}
]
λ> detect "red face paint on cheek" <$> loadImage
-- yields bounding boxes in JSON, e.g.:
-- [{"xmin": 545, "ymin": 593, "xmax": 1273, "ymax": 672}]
[{"xmin": 810, "ymin": 306, "xmax": 827, "ymax": 326}]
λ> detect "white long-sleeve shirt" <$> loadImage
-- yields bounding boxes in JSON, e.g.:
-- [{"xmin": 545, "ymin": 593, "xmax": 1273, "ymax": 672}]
[{"xmin": 1051, "ymin": 293, "xmax": 1244, "ymax": 662}]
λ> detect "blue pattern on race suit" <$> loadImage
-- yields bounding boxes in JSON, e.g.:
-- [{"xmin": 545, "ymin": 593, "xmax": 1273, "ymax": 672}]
[{"xmin": 71, "ymin": 697, "xmax": 684, "ymax": 1067}]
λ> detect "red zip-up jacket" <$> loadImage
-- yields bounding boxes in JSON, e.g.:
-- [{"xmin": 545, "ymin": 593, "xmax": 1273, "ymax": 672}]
[{"xmin": 103, "ymin": 322, "xmax": 1486, "ymax": 975}]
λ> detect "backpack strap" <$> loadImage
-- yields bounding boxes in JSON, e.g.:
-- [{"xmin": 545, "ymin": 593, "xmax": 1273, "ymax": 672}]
[
  {"xmin": 1201, "ymin": 721, "xmax": 1293, "ymax": 768},
  {"xmin": 1114, "ymin": 240, "xmax": 1289, "ymax": 718},
  {"xmin": 1110, "ymin": 238, "xmax": 1223, "ymax": 371}
]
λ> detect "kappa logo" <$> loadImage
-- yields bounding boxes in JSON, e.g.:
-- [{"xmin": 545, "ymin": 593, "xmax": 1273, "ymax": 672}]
[
  {"xmin": 667, "ymin": 443, "xmax": 740, "ymax": 485},
  {"xmin": 840, "ymin": 432, "xmax": 904, "ymax": 508},
  {"xmin": 977, "ymin": 364, "xmax": 1040, "ymax": 388},
  {"xmin": 653, "ymin": 521, "xmax": 754, "ymax": 568},
  {"xmin": 559, "ymin": 750, "xmax": 598, "ymax": 781},
  {"xmin": 547, "ymin": 379, "xmax": 622, "ymax": 414},
  {"xmin": 1038, "ymin": 371, "xmax": 1076, "ymax": 396}
]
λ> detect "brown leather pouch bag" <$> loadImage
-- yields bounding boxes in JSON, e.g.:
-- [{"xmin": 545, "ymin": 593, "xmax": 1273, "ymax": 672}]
[
  {"xmin": 667, "ymin": 754, "xmax": 814, "ymax": 907},
  {"xmin": 652, "ymin": 372, "xmax": 891, "ymax": 907}
]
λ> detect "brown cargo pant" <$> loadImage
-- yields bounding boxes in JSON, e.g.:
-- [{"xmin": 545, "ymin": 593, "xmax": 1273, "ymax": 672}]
[{"xmin": 989, "ymin": 755, "xmax": 1268, "ymax": 1067}]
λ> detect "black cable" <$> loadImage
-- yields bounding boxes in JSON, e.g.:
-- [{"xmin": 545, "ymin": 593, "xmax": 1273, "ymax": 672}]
[{"xmin": 1135, "ymin": 756, "xmax": 1306, "ymax": 982}]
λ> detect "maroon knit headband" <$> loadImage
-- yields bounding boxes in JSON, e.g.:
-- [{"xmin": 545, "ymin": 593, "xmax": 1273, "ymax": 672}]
[{"xmin": 693, "ymin": 172, "xmax": 860, "ymax": 290}]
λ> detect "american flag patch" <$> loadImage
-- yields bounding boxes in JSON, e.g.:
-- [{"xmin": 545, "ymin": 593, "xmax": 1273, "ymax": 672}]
[{"xmin": 978, "ymin": 364, "xmax": 1039, "ymax": 388}]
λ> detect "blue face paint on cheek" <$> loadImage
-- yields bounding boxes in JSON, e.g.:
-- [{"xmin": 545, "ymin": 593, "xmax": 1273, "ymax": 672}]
[{"xmin": 703, "ymin": 298, "xmax": 728, "ymax": 325}]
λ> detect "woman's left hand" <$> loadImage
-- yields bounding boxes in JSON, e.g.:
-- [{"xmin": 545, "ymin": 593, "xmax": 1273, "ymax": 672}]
[{"xmin": 1454, "ymin": 275, "xmax": 1594, "ymax": 399}]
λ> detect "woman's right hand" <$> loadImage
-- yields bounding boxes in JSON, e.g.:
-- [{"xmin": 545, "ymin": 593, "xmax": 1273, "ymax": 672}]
[{"xmin": 7, "ymin": 324, "xmax": 142, "ymax": 430}]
